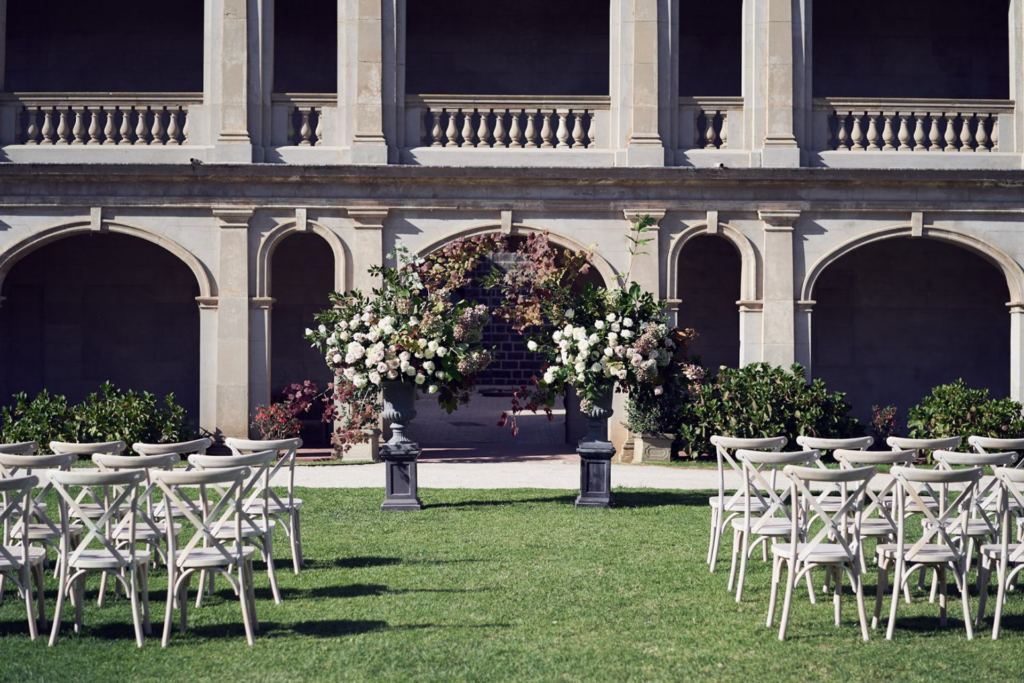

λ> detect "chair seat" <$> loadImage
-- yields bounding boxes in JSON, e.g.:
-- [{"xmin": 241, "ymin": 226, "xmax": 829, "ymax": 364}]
[
  {"xmin": 879, "ymin": 494, "xmax": 939, "ymax": 512},
  {"xmin": 708, "ymin": 497, "xmax": 768, "ymax": 513},
  {"xmin": 174, "ymin": 545, "xmax": 255, "ymax": 569},
  {"xmin": 981, "ymin": 543, "xmax": 1024, "ymax": 562},
  {"xmin": 814, "ymin": 497, "xmax": 846, "ymax": 512},
  {"xmin": 213, "ymin": 520, "xmax": 277, "ymax": 540},
  {"xmin": 69, "ymin": 549, "xmax": 151, "ymax": 570},
  {"xmin": 0, "ymin": 546, "xmax": 46, "ymax": 570},
  {"xmin": 246, "ymin": 498, "xmax": 303, "ymax": 514},
  {"xmin": 730, "ymin": 517, "xmax": 794, "ymax": 537},
  {"xmin": 945, "ymin": 519, "xmax": 998, "ymax": 538},
  {"xmin": 876, "ymin": 543, "xmax": 960, "ymax": 564},
  {"xmin": 71, "ymin": 503, "xmax": 106, "ymax": 519},
  {"xmin": 12, "ymin": 522, "xmax": 83, "ymax": 541},
  {"xmin": 154, "ymin": 501, "xmax": 197, "ymax": 519},
  {"xmin": 114, "ymin": 523, "xmax": 182, "ymax": 542},
  {"xmin": 771, "ymin": 543, "xmax": 853, "ymax": 564},
  {"xmin": 859, "ymin": 519, "xmax": 896, "ymax": 537}
]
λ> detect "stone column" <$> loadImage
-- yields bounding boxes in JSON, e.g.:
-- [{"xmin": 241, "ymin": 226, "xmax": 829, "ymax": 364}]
[
  {"xmin": 349, "ymin": 208, "xmax": 388, "ymax": 293},
  {"xmin": 212, "ymin": 207, "xmax": 254, "ymax": 439},
  {"xmin": 610, "ymin": 0, "xmax": 668, "ymax": 167},
  {"xmin": 747, "ymin": 0, "xmax": 803, "ymax": 167},
  {"xmin": 249, "ymin": 296, "xmax": 275, "ymax": 430},
  {"xmin": 206, "ymin": 0, "xmax": 253, "ymax": 162},
  {"xmin": 795, "ymin": 300, "xmax": 814, "ymax": 374},
  {"xmin": 348, "ymin": 0, "xmax": 391, "ymax": 164},
  {"xmin": 1011, "ymin": 0, "xmax": 1024, "ymax": 154},
  {"xmin": 758, "ymin": 210, "xmax": 799, "ymax": 367},
  {"xmin": 737, "ymin": 301, "xmax": 763, "ymax": 366},
  {"xmin": 253, "ymin": 0, "xmax": 274, "ymax": 162},
  {"xmin": 1011, "ymin": 303, "xmax": 1024, "ymax": 402},
  {"xmin": 198, "ymin": 297, "xmax": 220, "ymax": 435}
]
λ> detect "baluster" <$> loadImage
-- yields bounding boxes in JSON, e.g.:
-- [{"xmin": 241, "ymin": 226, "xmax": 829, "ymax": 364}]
[
  {"xmin": 540, "ymin": 112, "xmax": 554, "ymax": 148},
  {"xmin": 493, "ymin": 109, "xmax": 507, "ymax": 148},
  {"xmin": 430, "ymin": 109, "xmax": 444, "ymax": 146},
  {"xmin": 446, "ymin": 109, "xmax": 459, "ymax": 146},
  {"xmin": 461, "ymin": 110, "xmax": 475, "ymax": 147},
  {"xmin": 928, "ymin": 113, "xmax": 941, "ymax": 151},
  {"xmin": 476, "ymin": 109, "xmax": 492, "ymax": 148},
  {"xmin": 87, "ymin": 108, "xmax": 102, "ymax": 144},
  {"xmin": 524, "ymin": 111, "xmax": 538, "ymax": 148},
  {"xmin": 959, "ymin": 113, "xmax": 974, "ymax": 152},
  {"xmin": 25, "ymin": 108, "xmax": 40, "ymax": 145},
  {"xmin": 850, "ymin": 112, "xmax": 864, "ymax": 151},
  {"xmin": 865, "ymin": 112, "xmax": 881, "ymax": 150},
  {"xmin": 943, "ymin": 113, "xmax": 958, "ymax": 151},
  {"xmin": 71, "ymin": 109, "xmax": 86, "ymax": 145},
  {"xmin": 555, "ymin": 110, "xmax": 569, "ymax": 148},
  {"xmin": 587, "ymin": 111, "xmax": 596, "ymax": 148},
  {"xmin": 881, "ymin": 114, "xmax": 895, "ymax": 151},
  {"xmin": 571, "ymin": 110, "xmax": 584, "ymax": 148},
  {"xmin": 299, "ymin": 108, "xmax": 312, "ymax": 146},
  {"xmin": 509, "ymin": 110, "xmax": 523, "ymax": 148},
  {"xmin": 151, "ymin": 107, "xmax": 166, "ymax": 145},
  {"xmin": 103, "ymin": 108, "xmax": 116, "ymax": 144},
  {"xmin": 167, "ymin": 108, "xmax": 182, "ymax": 145},
  {"xmin": 56, "ymin": 109, "xmax": 71, "ymax": 145},
  {"xmin": 41, "ymin": 109, "xmax": 55, "ymax": 145},
  {"xmin": 975, "ymin": 114, "xmax": 990, "ymax": 152},
  {"xmin": 719, "ymin": 112, "xmax": 728, "ymax": 149},
  {"xmin": 134, "ymin": 108, "xmax": 151, "ymax": 145},
  {"xmin": 704, "ymin": 111, "xmax": 718, "ymax": 149},
  {"xmin": 314, "ymin": 108, "xmax": 322, "ymax": 146},
  {"xmin": 182, "ymin": 109, "xmax": 190, "ymax": 144},
  {"xmin": 895, "ymin": 114, "xmax": 910, "ymax": 151},
  {"xmin": 834, "ymin": 112, "xmax": 848, "ymax": 150},
  {"xmin": 912, "ymin": 113, "xmax": 926, "ymax": 151},
  {"xmin": 991, "ymin": 116, "xmax": 999, "ymax": 152}
]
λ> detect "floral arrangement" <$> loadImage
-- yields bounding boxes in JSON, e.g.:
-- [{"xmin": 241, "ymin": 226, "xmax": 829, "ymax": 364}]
[
  {"xmin": 252, "ymin": 380, "xmax": 322, "ymax": 441},
  {"xmin": 305, "ymin": 236, "xmax": 504, "ymax": 451},
  {"xmin": 870, "ymin": 404, "xmax": 898, "ymax": 446}
]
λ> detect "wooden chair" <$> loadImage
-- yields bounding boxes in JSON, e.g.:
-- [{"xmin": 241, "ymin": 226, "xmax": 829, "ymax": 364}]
[
  {"xmin": 0, "ymin": 474, "xmax": 47, "ymax": 640},
  {"xmin": 977, "ymin": 466, "xmax": 1024, "ymax": 638}
]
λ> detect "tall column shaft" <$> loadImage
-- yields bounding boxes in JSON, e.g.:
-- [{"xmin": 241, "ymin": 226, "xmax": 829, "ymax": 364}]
[
  {"xmin": 349, "ymin": 0, "xmax": 390, "ymax": 163},
  {"xmin": 1011, "ymin": 0, "xmax": 1024, "ymax": 154},
  {"xmin": 748, "ymin": 0, "xmax": 803, "ymax": 167},
  {"xmin": 1011, "ymin": 304, "xmax": 1024, "ymax": 402},
  {"xmin": 248, "ymin": 297, "xmax": 274, "ymax": 432},
  {"xmin": 349, "ymin": 208, "xmax": 388, "ymax": 292},
  {"xmin": 759, "ymin": 210, "xmax": 799, "ymax": 367},
  {"xmin": 611, "ymin": 0, "xmax": 668, "ymax": 167},
  {"xmin": 207, "ymin": 0, "xmax": 253, "ymax": 161}
]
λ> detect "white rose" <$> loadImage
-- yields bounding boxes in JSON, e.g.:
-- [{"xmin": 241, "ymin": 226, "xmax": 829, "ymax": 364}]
[
  {"xmin": 368, "ymin": 371, "xmax": 382, "ymax": 385},
  {"xmin": 377, "ymin": 362, "xmax": 389, "ymax": 373},
  {"xmin": 595, "ymin": 320, "xmax": 605, "ymax": 330},
  {"xmin": 318, "ymin": 324, "xmax": 327, "ymax": 334},
  {"xmin": 436, "ymin": 347, "xmax": 448, "ymax": 357},
  {"xmin": 400, "ymin": 351, "xmax": 411, "ymax": 362},
  {"xmin": 654, "ymin": 385, "xmax": 664, "ymax": 396},
  {"xmin": 415, "ymin": 374, "xmax": 426, "ymax": 385},
  {"xmin": 590, "ymin": 363, "xmax": 602, "ymax": 373},
  {"xmin": 623, "ymin": 317, "xmax": 634, "ymax": 328},
  {"xmin": 424, "ymin": 349, "xmax": 435, "ymax": 359},
  {"xmin": 603, "ymin": 347, "xmax": 613, "ymax": 357},
  {"xmin": 622, "ymin": 330, "xmax": 633, "ymax": 339},
  {"xmin": 424, "ymin": 360, "xmax": 436, "ymax": 373},
  {"xmin": 428, "ymin": 385, "xmax": 439, "ymax": 394},
  {"xmin": 611, "ymin": 323, "xmax": 621, "ymax": 332},
  {"xmin": 428, "ymin": 340, "xmax": 439, "ymax": 351},
  {"xmin": 588, "ymin": 333, "xmax": 599, "ymax": 345},
  {"xmin": 553, "ymin": 331, "xmax": 563, "ymax": 342},
  {"xmin": 387, "ymin": 370, "xmax": 398, "ymax": 379},
  {"xmin": 578, "ymin": 340, "xmax": 590, "ymax": 352},
  {"xmin": 543, "ymin": 371, "xmax": 556, "ymax": 384},
  {"xmin": 352, "ymin": 374, "xmax": 368, "ymax": 388},
  {"xmin": 566, "ymin": 309, "xmax": 575, "ymax": 319},
  {"xmin": 405, "ymin": 365, "xmax": 417, "ymax": 376},
  {"xmin": 606, "ymin": 313, "xmax": 616, "ymax": 322},
  {"xmin": 527, "ymin": 340, "xmax": 539, "ymax": 352},
  {"xmin": 332, "ymin": 353, "xmax": 342, "ymax": 364},
  {"xmin": 339, "ymin": 320, "xmax": 348, "ymax": 330},
  {"xmin": 575, "ymin": 362, "xmax": 586, "ymax": 372},
  {"xmin": 305, "ymin": 327, "xmax": 313, "ymax": 336},
  {"xmin": 436, "ymin": 371, "xmax": 445, "ymax": 379}
]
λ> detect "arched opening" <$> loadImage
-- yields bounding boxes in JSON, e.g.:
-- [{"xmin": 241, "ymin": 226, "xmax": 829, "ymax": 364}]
[
  {"xmin": 0, "ymin": 233, "xmax": 201, "ymax": 419},
  {"xmin": 676, "ymin": 235, "xmax": 742, "ymax": 371},
  {"xmin": 812, "ymin": 237, "xmax": 1010, "ymax": 423},
  {"xmin": 269, "ymin": 232, "xmax": 336, "ymax": 447}
]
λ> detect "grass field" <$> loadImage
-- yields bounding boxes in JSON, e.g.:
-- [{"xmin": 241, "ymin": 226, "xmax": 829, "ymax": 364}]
[{"xmin": 2, "ymin": 488, "xmax": 1023, "ymax": 682}]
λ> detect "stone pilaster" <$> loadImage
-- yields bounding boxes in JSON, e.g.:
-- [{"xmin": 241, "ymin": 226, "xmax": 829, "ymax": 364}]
[
  {"xmin": 737, "ymin": 300, "xmax": 763, "ymax": 366},
  {"xmin": 1011, "ymin": 303, "xmax": 1024, "ymax": 402},
  {"xmin": 248, "ymin": 296, "xmax": 275, "ymax": 433},
  {"xmin": 211, "ymin": 207, "xmax": 254, "ymax": 439},
  {"xmin": 795, "ymin": 299, "xmax": 814, "ymax": 375},
  {"xmin": 611, "ymin": 0, "xmax": 668, "ymax": 167},
  {"xmin": 348, "ymin": 0, "xmax": 391, "ymax": 164},
  {"xmin": 348, "ymin": 208, "xmax": 388, "ymax": 292},
  {"xmin": 622, "ymin": 208, "xmax": 664, "ymax": 295},
  {"xmin": 1010, "ymin": 0, "xmax": 1024, "ymax": 154},
  {"xmin": 207, "ymin": 0, "xmax": 253, "ymax": 162},
  {"xmin": 759, "ymin": 210, "xmax": 799, "ymax": 367},
  {"xmin": 252, "ymin": 0, "xmax": 274, "ymax": 162}
]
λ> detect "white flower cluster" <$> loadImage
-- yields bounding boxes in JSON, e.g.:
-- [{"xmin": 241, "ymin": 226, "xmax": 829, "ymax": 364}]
[
  {"xmin": 539, "ymin": 311, "xmax": 671, "ymax": 388},
  {"xmin": 319, "ymin": 307, "xmax": 449, "ymax": 395}
]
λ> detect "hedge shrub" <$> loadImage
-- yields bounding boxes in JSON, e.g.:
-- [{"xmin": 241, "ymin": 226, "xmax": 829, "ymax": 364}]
[{"xmin": 907, "ymin": 379, "xmax": 1024, "ymax": 451}]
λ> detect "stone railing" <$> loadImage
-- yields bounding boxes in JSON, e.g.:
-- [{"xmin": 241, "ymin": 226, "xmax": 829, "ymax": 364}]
[
  {"xmin": 271, "ymin": 93, "xmax": 334, "ymax": 147},
  {"xmin": 678, "ymin": 96, "xmax": 743, "ymax": 150},
  {"xmin": 5, "ymin": 93, "xmax": 202, "ymax": 146},
  {"xmin": 814, "ymin": 98, "xmax": 1015, "ymax": 152},
  {"xmin": 406, "ymin": 95, "xmax": 609, "ymax": 149}
]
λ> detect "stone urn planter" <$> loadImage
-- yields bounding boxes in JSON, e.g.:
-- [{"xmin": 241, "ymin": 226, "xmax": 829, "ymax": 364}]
[
  {"xmin": 633, "ymin": 433, "xmax": 673, "ymax": 463},
  {"xmin": 379, "ymin": 381, "xmax": 423, "ymax": 511},
  {"xmin": 575, "ymin": 389, "xmax": 616, "ymax": 508}
]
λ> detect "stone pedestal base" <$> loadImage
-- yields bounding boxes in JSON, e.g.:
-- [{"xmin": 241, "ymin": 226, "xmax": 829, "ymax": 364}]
[
  {"xmin": 576, "ymin": 442, "xmax": 615, "ymax": 508},
  {"xmin": 380, "ymin": 447, "xmax": 423, "ymax": 511}
]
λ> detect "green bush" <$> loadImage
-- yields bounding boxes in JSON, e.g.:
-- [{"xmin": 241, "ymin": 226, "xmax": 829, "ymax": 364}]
[
  {"xmin": 676, "ymin": 363, "xmax": 862, "ymax": 459},
  {"xmin": 907, "ymin": 379, "xmax": 1024, "ymax": 451},
  {"xmin": 0, "ymin": 382, "xmax": 193, "ymax": 453},
  {"xmin": 625, "ymin": 384, "xmax": 683, "ymax": 436}
]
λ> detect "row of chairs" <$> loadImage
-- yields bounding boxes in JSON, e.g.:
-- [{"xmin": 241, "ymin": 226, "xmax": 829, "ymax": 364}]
[
  {"xmin": 0, "ymin": 436, "xmax": 305, "ymax": 646},
  {"xmin": 706, "ymin": 433, "xmax": 1024, "ymax": 640}
]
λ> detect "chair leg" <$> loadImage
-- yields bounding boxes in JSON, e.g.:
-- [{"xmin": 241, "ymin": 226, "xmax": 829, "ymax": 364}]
[
  {"xmin": 161, "ymin": 568, "xmax": 176, "ymax": 648},
  {"xmin": 97, "ymin": 569, "xmax": 108, "ymax": 608},
  {"xmin": 265, "ymin": 533, "xmax": 282, "ymax": 605},
  {"xmin": 886, "ymin": 559, "xmax": 904, "ymax": 640},
  {"xmin": 238, "ymin": 562, "xmax": 255, "ymax": 646},
  {"xmin": 938, "ymin": 565, "xmax": 948, "ymax": 627},
  {"xmin": 977, "ymin": 555, "xmax": 991, "ymax": 626},
  {"xmin": 129, "ymin": 568, "xmax": 144, "ymax": 649},
  {"xmin": 767, "ymin": 555, "xmax": 782, "ymax": 627},
  {"xmin": 709, "ymin": 511, "xmax": 726, "ymax": 573},
  {"xmin": 141, "ymin": 562, "xmax": 151, "ymax": 636},
  {"xmin": 851, "ymin": 566, "xmax": 870, "ymax": 641},
  {"xmin": 833, "ymin": 566, "xmax": 842, "ymax": 627},
  {"xmin": 73, "ymin": 573, "xmax": 84, "ymax": 634},
  {"xmin": 179, "ymin": 573, "xmax": 191, "ymax": 633},
  {"xmin": 34, "ymin": 563, "xmax": 47, "ymax": 632},
  {"xmin": 727, "ymin": 527, "xmax": 740, "ymax": 592},
  {"xmin": 196, "ymin": 570, "xmax": 207, "ymax": 608},
  {"xmin": 993, "ymin": 558, "xmax": 1008, "ymax": 640},
  {"xmin": 23, "ymin": 566, "xmax": 37, "ymax": 641},
  {"xmin": 960, "ymin": 561, "xmax": 974, "ymax": 641},
  {"xmin": 778, "ymin": 556, "xmax": 798, "ymax": 641},
  {"xmin": 246, "ymin": 559, "xmax": 260, "ymax": 633},
  {"xmin": 873, "ymin": 557, "xmax": 888, "ymax": 629},
  {"xmin": 706, "ymin": 507, "xmax": 717, "ymax": 565},
  {"xmin": 293, "ymin": 510, "xmax": 304, "ymax": 571},
  {"xmin": 929, "ymin": 566, "xmax": 938, "ymax": 604},
  {"xmin": 805, "ymin": 564, "xmax": 817, "ymax": 605},
  {"xmin": 736, "ymin": 531, "xmax": 751, "ymax": 603},
  {"xmin": 49, "ymin": 570, "xmax": 69, "ymax": 647}
]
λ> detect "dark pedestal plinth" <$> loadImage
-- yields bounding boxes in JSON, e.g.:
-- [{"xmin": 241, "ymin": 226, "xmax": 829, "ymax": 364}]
[
  {"xmin": 380, "ymin": 447, "xmax": 423, "ymax": 511},
  {"xmin": 575, "ymin": 441, "xmax": 615, "ymax": 508}
]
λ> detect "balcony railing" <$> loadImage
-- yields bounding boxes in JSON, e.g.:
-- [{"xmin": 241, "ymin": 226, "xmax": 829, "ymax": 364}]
[
  {"xmin": 271, "ymin": 93, "xmax": 335, "ymax": 148},
  {"xmin": 3, "ymin": 93, "xmax": 202, "ymax": 146}
]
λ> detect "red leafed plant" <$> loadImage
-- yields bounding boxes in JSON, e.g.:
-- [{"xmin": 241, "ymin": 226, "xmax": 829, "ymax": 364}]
[{"xmin": 252, "ymin": 380, "xmax": 326, "ymax": 441}]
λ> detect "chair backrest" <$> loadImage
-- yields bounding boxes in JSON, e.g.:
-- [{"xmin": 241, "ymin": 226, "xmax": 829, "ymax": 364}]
[
  {"xmin": 189, "ymin": 451, "xmax": 275, "ymax": 533},
  {"xmin": 50, "ymin": 440, "xmax": 126, "ymax": 456},
  {"xmin": 993, "ymin": 467, "xmax": 1024, "ymax": 563},
  {"xmin": 152, "ymin": 467, "xmax": 251, "ymax": 568},
  {"xmin": 970, "ymin": 436, "xmax": 1024, "ymax": 454},
  {"xmin": 887, "ymin": 436, "xmax": 961, "ymax": 456},
  {"xmin": 94, "ymin": 453, "xmax": 181, "ymax": 536},
  {"xmin": 835, "ymin": 449, "xmax": 916, "ymax": 529},
  {"xmin": 0, "ymin": 453, "xmax": 78, "ymax": 543},
  {"xmin": 0, "ymin": 475, "xmax": 39, "ymax": 569},
  {"xmin": 783, "ymin": 465, "xmax": 875, "ymax": 563},
  {"xmin": 132, "ymin": 437, "xmax": 211, "ymax": 457},
  {"xmin": 225, "ymin": 437, "xmax": 302, "ymax": 511},
  {"xmin": 735, "ymin": 449, "xmax": 820, "ymax": 527},
  {"xmin": 796, "ymin": 436, "xmax": 873, "ymax": 452},
  {"xmin": 0, "ymin": 441, "xmax": 38, "ymax": 455},
  {"xmin": 891, "ymin": 465, "xmax": 982, "ymax": 563},
  {"xmin": 48, "ymin": 469, "xmax": 144, "ymax": 569},
  {"xmin": 934, "ymin": 450, "xmax": 1018, "ymax": 533}
]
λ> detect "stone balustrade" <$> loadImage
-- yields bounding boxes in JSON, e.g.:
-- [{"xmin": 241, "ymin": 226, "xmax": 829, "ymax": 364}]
[
  {"xmin": 407, "ymin": 96, "xmax": 607, "ymax": 150},
  {"xmin": 678, "ymin": 97, "xmax": 743, "ymax": 150},
  {"xmin": 271, "ymin": 94, "xmax": 332, "ymax": 147},
  {"xmin": 6, "ymin": 93, "xmax": 201, "ymax": 146},
  {"xmin": 816, "ymin": 98, "xmax": 1014, "ymax": 152}
]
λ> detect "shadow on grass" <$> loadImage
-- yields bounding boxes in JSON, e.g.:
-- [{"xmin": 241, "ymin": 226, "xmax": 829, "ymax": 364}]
[
  {"xmin": 614, "ymin": 491, "xmax": 709, "ymax": 508},
  {"xmin": 427, "ymin": 495, "xmax": 576, "ymax": 509},
  {"xmin": 304, "ymin": 557, "xmax": 402, "ymax": 570},
  {"xmin": 250, "ymin": 583, "xmax": 492, "ymax": 601}
]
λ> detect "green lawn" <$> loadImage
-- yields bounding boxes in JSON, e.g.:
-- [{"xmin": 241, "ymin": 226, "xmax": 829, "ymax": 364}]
[{"xmin": 3, "ymin": 488, "xmax": 1023, "ymax": 682}]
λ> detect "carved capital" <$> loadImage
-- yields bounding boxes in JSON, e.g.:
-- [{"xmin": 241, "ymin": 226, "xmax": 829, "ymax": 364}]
[
  {"xmin": 623, "ymin": 209, "xmax": 666, "ymax": 229},
  {"xmin": 196, "ymin": 296, "xmax": 219, "ymax": 310},
  {"xmin": 758, "ymin": 210, "xmax": 801, "ymax": 231},
  {"xmin": 347, "ymin": 208, "xmax": 389, "ymax": 230},
  {"xmin": 213, "ymin": 206, "xmax": 255, "ymax": 229},
  {"xmin": 250, "ymin": 297, "xmax": 276, "ymax": 310}
]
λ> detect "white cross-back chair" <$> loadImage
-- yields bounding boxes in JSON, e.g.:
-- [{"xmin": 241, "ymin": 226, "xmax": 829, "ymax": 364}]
[
  {"xmin": 729, "ymin": 449, "xmax": 820, "ymax": 603},
  {"xmin": 225, "ymin": 437, "xmax": 304, "ymax": 574},
  {"xmin": 48, "ymin": 469, "xmax": 149, "ymax": 648},
  {"xmin": 49, "ymin": 441, "xmax": 127, "ymax": 520},
  {"xmin": 795, "ymin": 436, "xmax": 873, "ymax": 517},
  {"xmin": 877, "ymin": 465, "xmax": 982, "ymax": 640},
  {"xmin": 707, "ymin": 435, "xmax": 787, "ymax": 573},
  {"xmin": 134, "ymin": 438, "xmax": 212, "ymax": 520},
  {"xmin": 0, "ymin": 474, "xmax": 47, "ymax": 640},
  {"xmin": 152, "ymin": 466, "xmax": 258, "ymax": 647},
  {"xmin": 769, "ymin": 464, "xmax": 875, "ymax": 641},
  {"xmin": 977, "ymin": 466, "xmax": 1024, "ymax": 638},
  {"xmin": 970, "ymin": 436, "xmax": 1024, "ymax": 520},
  {"xmin": 189, "ymin": 451, "xmax": 282, "ymax": 605},
  {"xmin": 0, "ymin": 441, "xmax": 39, "ymax": 454}
]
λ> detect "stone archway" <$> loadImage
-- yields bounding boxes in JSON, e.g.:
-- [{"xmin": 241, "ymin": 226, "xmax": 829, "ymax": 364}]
[{"xmin": 675, "ymin": 235, "xmax": 743, "ymax": 371}]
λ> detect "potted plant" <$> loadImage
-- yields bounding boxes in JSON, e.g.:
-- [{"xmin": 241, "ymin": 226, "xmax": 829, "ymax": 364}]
[{"xmin": 306, "ymin": 236, "xmax": 502, "ymax": 510}]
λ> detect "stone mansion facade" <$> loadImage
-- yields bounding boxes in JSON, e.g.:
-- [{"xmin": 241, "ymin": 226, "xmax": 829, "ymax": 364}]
[{"xmin": 1, "ymin": 0, "xmax": 1023, "ymax": 445}]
